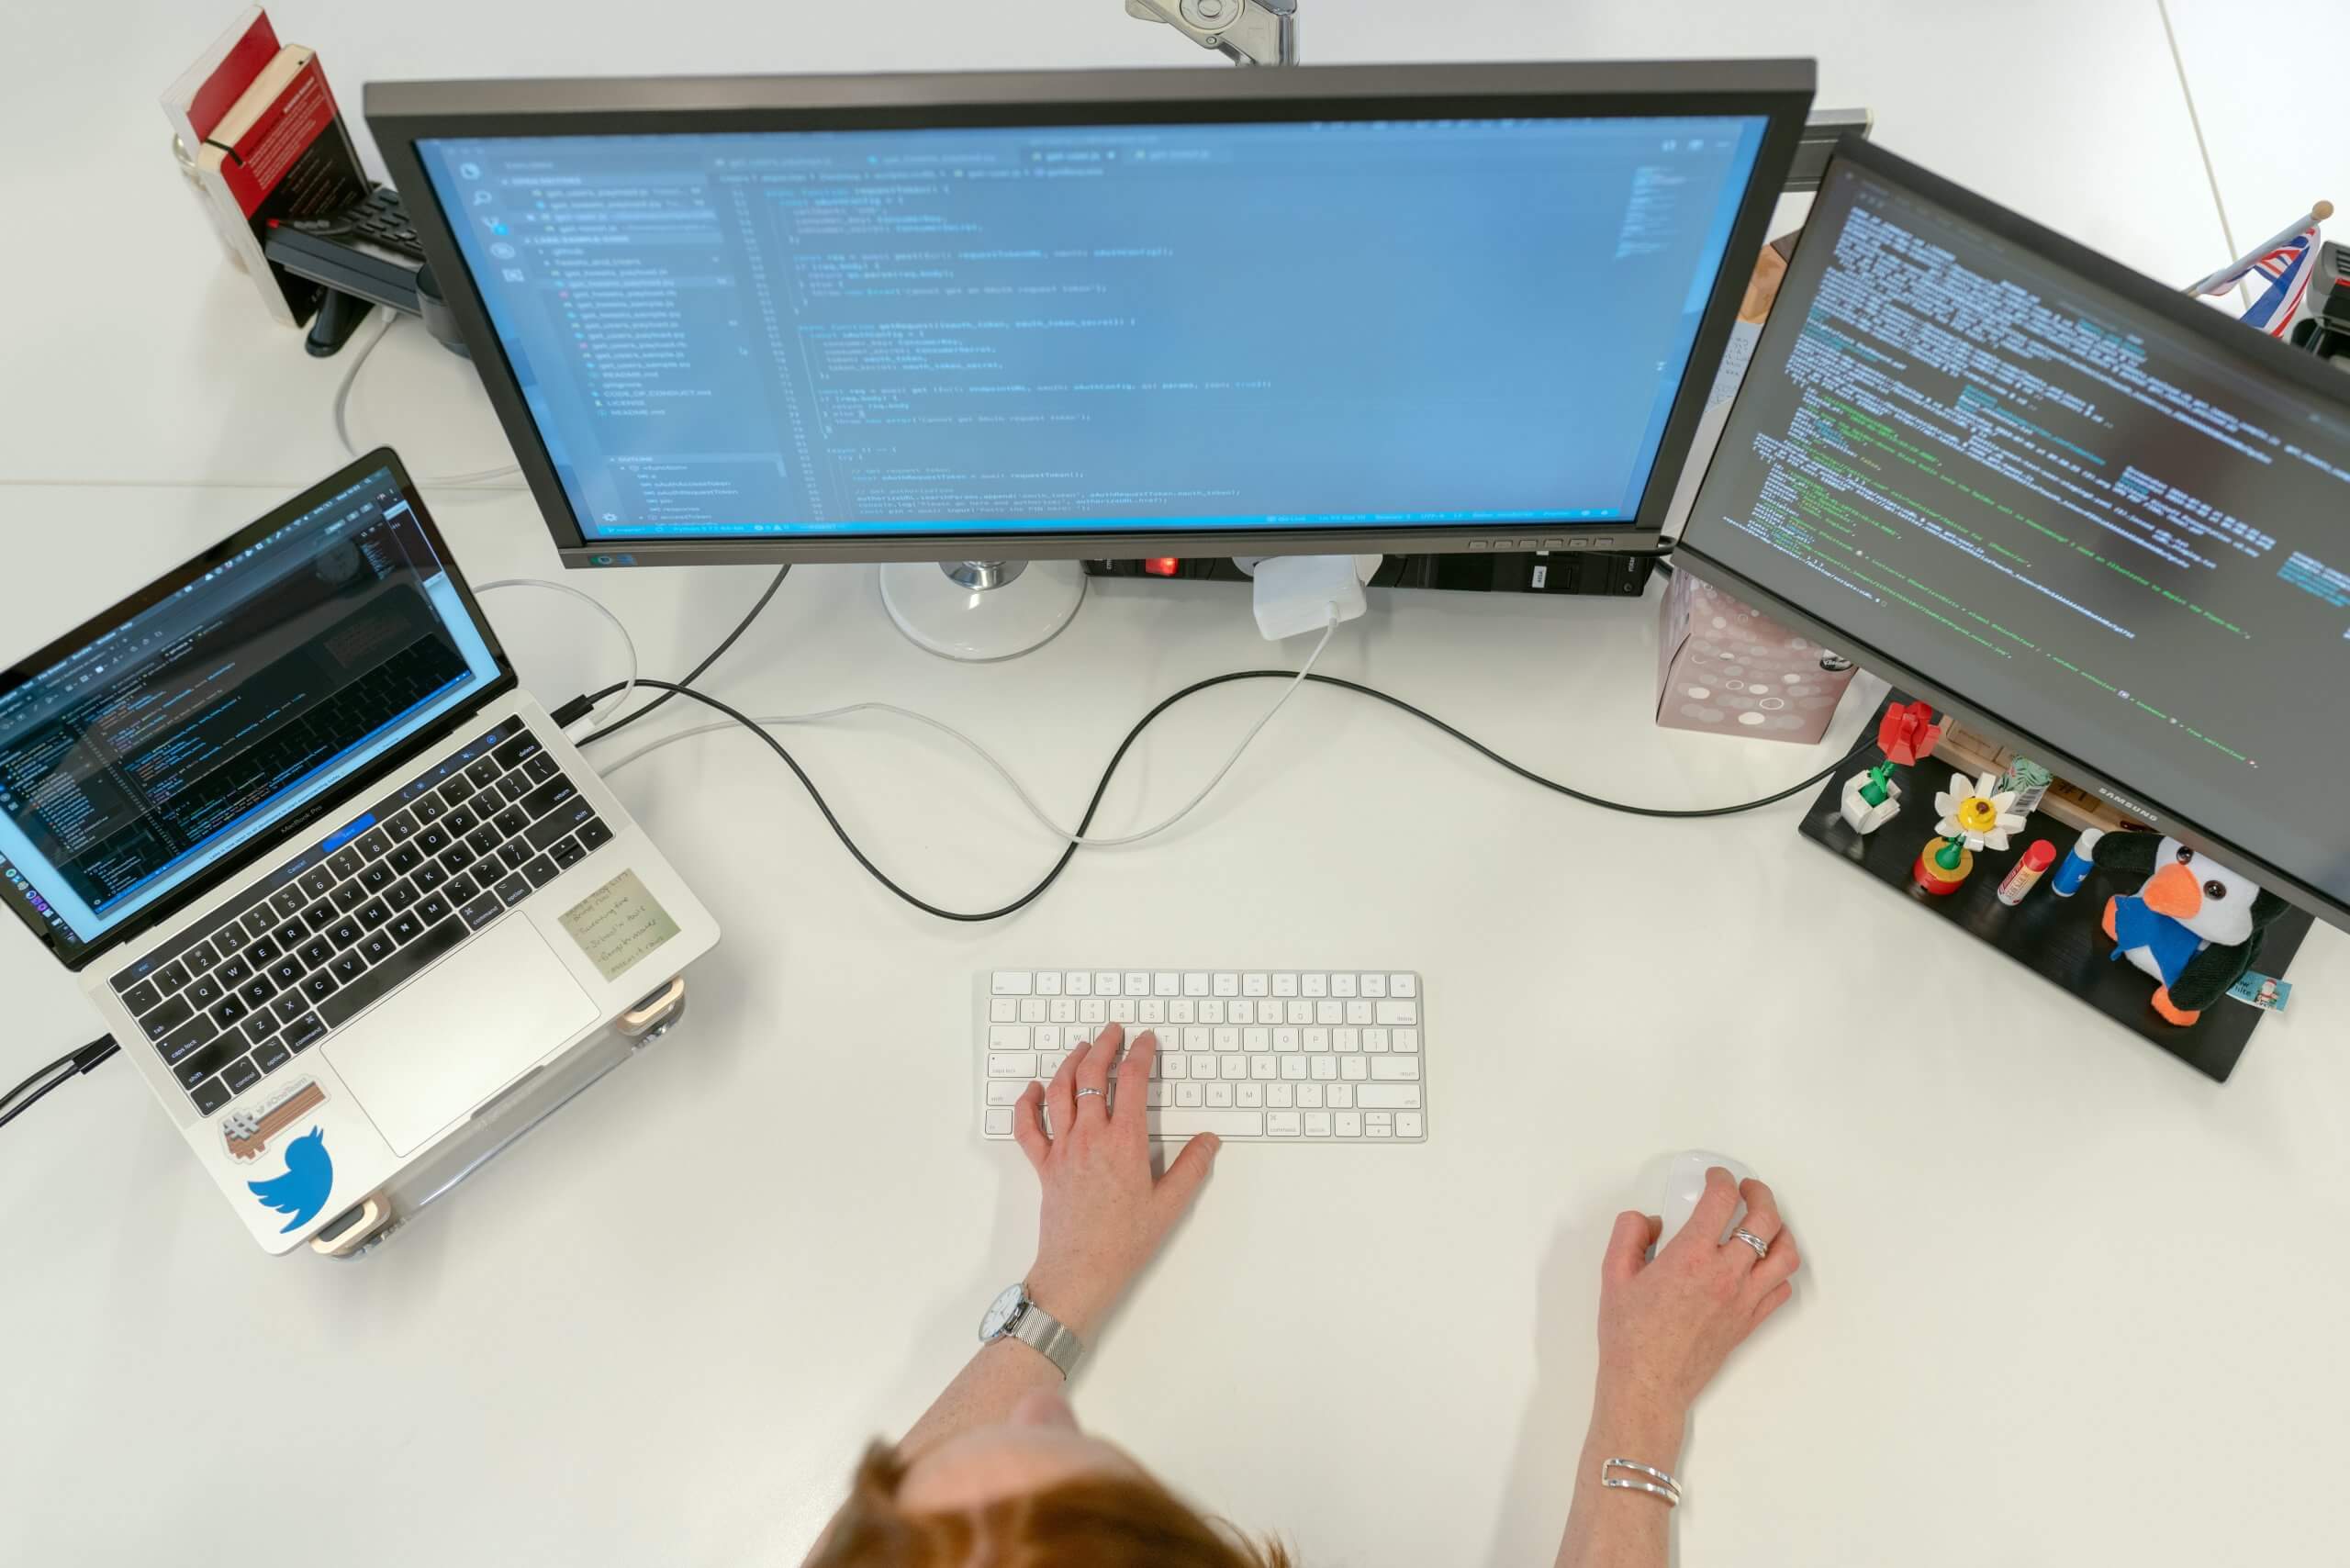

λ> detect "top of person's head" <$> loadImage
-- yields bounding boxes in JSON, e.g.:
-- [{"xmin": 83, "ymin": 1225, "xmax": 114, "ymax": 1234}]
[{"xmin": 807, "ymin": 1441, "xmax": 1291, "ymax": 1568}]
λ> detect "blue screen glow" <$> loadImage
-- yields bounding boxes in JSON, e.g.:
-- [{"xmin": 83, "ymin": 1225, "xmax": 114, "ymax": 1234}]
[{"xmin": 420, "ymin": 117, "xmax": 1765, "ymax": 541}]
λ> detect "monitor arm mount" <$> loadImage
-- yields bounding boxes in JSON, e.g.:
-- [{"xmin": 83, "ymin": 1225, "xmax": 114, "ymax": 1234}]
[{"xmin": 1125, "ymin": 0, "xmax": 1298, "ymax": 66}]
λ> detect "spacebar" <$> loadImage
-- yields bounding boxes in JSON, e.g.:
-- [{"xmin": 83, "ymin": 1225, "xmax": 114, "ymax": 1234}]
[
  {"xmin": 318, "ymin": 918, "xmax": 468, "ymax": 1030},
  {"xmin": 1144, "ymin": 1110, "xmax": 1266, "ymax": 1139}
]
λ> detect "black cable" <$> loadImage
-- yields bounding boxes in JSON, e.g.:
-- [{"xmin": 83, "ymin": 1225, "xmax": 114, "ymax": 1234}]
[
  {"xmin": 582, "ymin": 565, "xmax": 791, "ymax": 745},
  {"xmin": 0, "ymin": 1036, "xmax": 118, "ymax": 1132},
  {"xmin": 583, "ymin": 672, "xmax": 1878, "ymax": 923}
]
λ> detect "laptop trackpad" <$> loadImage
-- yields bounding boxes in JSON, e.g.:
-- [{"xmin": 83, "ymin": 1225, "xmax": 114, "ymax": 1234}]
[{"xmin": 325, "ymin": 918, "xmax": 599, "ymax": 1158}]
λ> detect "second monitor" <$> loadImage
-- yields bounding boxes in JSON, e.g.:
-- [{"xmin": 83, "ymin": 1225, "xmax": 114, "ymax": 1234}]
[{"xmin": 368, "ymin": 62, "xmax": 1812, "ymax": 653}]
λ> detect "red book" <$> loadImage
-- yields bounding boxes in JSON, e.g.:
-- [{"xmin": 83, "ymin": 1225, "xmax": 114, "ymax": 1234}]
[{"xmin": 191, "ymin": 44, "xmax": 369, "ymax": 324}]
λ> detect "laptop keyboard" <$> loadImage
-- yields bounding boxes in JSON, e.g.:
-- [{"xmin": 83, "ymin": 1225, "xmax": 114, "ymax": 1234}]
[{"xmin": 108, "ymin": 716, "xmax": 613, "ymax": 1120}]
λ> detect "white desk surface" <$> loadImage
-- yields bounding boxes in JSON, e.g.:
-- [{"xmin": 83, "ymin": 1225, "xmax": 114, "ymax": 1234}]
[{"xmin": 5, "ymin": 6, "xmax": 2347, "ymax": 1565}]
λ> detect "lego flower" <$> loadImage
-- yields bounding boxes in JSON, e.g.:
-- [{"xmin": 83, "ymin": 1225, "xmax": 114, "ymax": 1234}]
[{"xmin": 1933, "ymin": 770, "xmax": 2027, "ymax": 851}]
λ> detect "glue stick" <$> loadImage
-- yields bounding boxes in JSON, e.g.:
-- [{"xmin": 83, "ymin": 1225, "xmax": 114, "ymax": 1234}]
[
  {"xmin": 1997, "ymin": 840, "xmax": 2055, "ymax": 905},
  {"xmin": 2050, "ymin": 829, "xmax": 2102, "ymax": 898}
]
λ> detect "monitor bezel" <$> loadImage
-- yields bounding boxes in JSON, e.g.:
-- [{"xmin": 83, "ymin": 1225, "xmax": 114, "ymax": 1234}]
[
  {"xmin": 365, "ymin": 60, "xmax": 1815, "ymax": 567},
  {"xmin": 0, "ymin": 450, "xmax": 517, "ymax": 970},
  {"xmin": 1674, "ymin": 135, "xmax": 2350, "ymax": 933}
]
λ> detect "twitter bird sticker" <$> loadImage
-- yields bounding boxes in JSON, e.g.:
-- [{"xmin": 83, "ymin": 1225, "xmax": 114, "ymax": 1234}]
[{"xmin": 248, "ymin": 1127, "xmax": 334, "ymax": 1234}]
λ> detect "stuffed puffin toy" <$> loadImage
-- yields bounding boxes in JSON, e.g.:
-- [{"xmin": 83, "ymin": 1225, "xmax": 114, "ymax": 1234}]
[{"xmin": 2088, "ymin": 829, "xmax": 2288, "ymax": 1025}]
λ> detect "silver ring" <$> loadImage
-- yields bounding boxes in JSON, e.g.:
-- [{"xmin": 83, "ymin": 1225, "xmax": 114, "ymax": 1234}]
[
  {"xmin": 1729, "ymin": 1227, "xmax": 1770, "ymax": 1260},
  {"xmin": 1074, "ymin": 1087, "xmax": 1105, "ymax": 1103}
]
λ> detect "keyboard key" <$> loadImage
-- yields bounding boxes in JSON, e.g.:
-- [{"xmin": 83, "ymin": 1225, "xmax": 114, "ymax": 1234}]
[
  {"xmin": 271, "ymin": 991, "xmax": 310, "ymax": 1025},
  {"xmin": 492, "ymin": 733, "xmax": 544, "ymax": 771},
  {"xmin": 385, "ymin": 879, "xmax": 420, "ymax": 912},
  {"xmin": 460, "ymin": 892, "xmax": 503, "ymax": 930},
  {"xmin": 527, "ymin": 797, "xmax": 596, "ymax": 850},
  {"xmin": 354, "ymin": 829, "xmax": 392, "ymax": 860},
  {"xmin": 239, "ymin": 975, "xmax": 277, "ymax": 1008},
  {"xmin": 1143, "ymin": 1109, "xmax": 1264, "ymax": 1139},
  {"xmin": 388, "ymin": 844, "xmax": 422, "ymax": 874},
  {"xmin": 318, "ymin": 916, "xmax": 466, "ymax": 1030},
  {"xmin": 1302, "ymin": 972, "xmax": 1328, "ymax": 997},
  {"xmin": 417, "ymin": 893, "xmax": 453, "ymax": 925},
  {"xmin": 331, "ymin": 882, "xmax": 369, "ymax": 913},
  {"xmin": 1356, "ymin": 1085, "xmax": 1423, "ymax": 1108},
  {"xmin": 549, "ymin": 836, "xmax": 585, "ymax": 868},
  {"xmin": 219, "ymin": 1055, "xmax": 262, "ymax": 1095},
  {"xmin": 388, "ymin": 912, "xmax": 423, "ymax": 945},
  {"xmin": 302, "ymin": 902, "xmax": 338, "ymax": 934},
  {"xmin": 139, "ymin": 994, "xmax": 194, "ymax": 1041},
  {"xmin": 496, "ymin": 873, "xmax": 531, "ymax": 906},
  {"xmin": 413, "ymin": 860, "xmax": 450, "ymax": 893},
  {"xmin": 357, "ymin": 900, "xmax": 393, "ymax": 931},
  {"xmin": 1361, "ymin": 972, "xmax": 1386, "ymax": 997},
  {"xmin": 383, "ymin": 811, "xmax": 418, "ymax": 842},
  {"xmin": 270, "ymin": 886, "xmax": 308, "ymax": 920},
  {"xmin": 242, "ymin": 906, "xmax": 277, "ymax": 941},
  {"xmin": 245, "ymin": 935, "xmax": 283, "ymax": 968},
  {"xmin": 360, "ymin": 861, "xmax": 394, "ymax": 892},
  {"xmin": 245, "ymin": 1015, "xmax": 281, "ymax": 1047},
  {"xmin": 330, "ymin": 951, "xmax": 367, "ymax": 984},
  {"xmin": 442, "ymin": 808, "xmax": 478, "ymax": 843},
  {"xmin": 328, "ymin": 847, "xmax": 365, "ymax": 879},
  {"xmin": 1389, "ymin": 974, "xmax": 1416, "ymax": 998},
  {"xmin": 412, "ymin": 794, "xmax": 446, "ymax": 825},
  {"xmin": 524, "ymin": 753, "xmax": 561, "ymax": 783},
  {"xmin": 283, "ymin": 1014, "xmax": 327, "ymax": 1053},
  {"xmin": 1396, "ymin": 1112, "xmax": 1425, "ymax": 1138},
  {"xmin": 1266, "ymin": 1111, "xmax": 1302, "ymax": 1137},
  {"xmin": 326, "ymin": 918, "xmax": 363, "ymax": 949},
  {"xmin": 576, "ymin": 817, "xmax": 613, "ymax": 853},
  {"xmin": 252, "ymin": 1036, "xmax": 292, "ymax": 1075},
  {"xmin": 1336, "ymin": 1111, "xmax": 1362, "ymax": 1137},
  {"xmin": 155, "ymin": 961, "xmax": 192, "ymax": 996},
  {"xmin": 120, "ymin": 979, "xmax": 162, "ymax": 1015},
  {"xmin": 521, "ymin": 854, "xmax": 561, "ymax": 888},
  {"xmin": 190, "ymin": 1077, "xmax": 232, "ymax": 1116},
  {"xmin": 440, "ymin": 774, "xmax": 476, "ymax": 807},
  {"xmin": 1374, "ymin": 999, "xmax": 1419, "ymax": 1025},
  {"xmin": 1272, "ymin": 972, "xmax": 1299, "ymax": 996},
  {"xmin": 498, "ymin": 842, "xmax": 532, "ymax": 873},
  {"xmin": 303, "ymin": 970, "xmax": 340, "ymax": 1003},
  {"xmin": 444, "ymin": 873, "xmax": 480, "ymax": 905},
  {"xmin": 464, "ymin": 823, "xmax": 503, "ymax": 857},
  {"xmin": 1340, "ymin": 1058, "xmax": 1368, "ymax": 1081},
  {"xmin": 498, "ymin": 775, "xmax": 533, "ymax": 805},
  {"xmin": 154, "ymin": 1012, "xmax": 219, "ymax": 1068},
  {"xmin": 269, "ymin": 956, "xmax": 305, "ymax": 988},
  {"xmin": 360, "ymin": 931, "xmax": 396, "ymax": 965},
  {"xmin": 186, "ymin": 974, "xmax": 225, "ymax": 1009},
  {"xmin": 441, "ymin": 843, "xmax": 477, "ymax": 875},
  {"xmin": 464, "ymin": 755, "xmax": 503, "ymax": 790},
  {"xmin": 519, "ymin": 776, "xmax": 580, "ymax": 823},
  {"xmin": 418, "ymin": 825, "xmax": 451, "ymax": 857},
  {"xmin": 987, "ymin": 1052, "xmax": 1039, "ymax": 1079},
  {"xmin": 184, "ymin": 940, "xmax": 219, "ymax": 974},
  {"xmin": 173, "ymin": 1035, "xmax": 244, "ymax": 1091},
  {"xmin": 491, "ymin": 805, "xmax": 531, "ymax": 839}
]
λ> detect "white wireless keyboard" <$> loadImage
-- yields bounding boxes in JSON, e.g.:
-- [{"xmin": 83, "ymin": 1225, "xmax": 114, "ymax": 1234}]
[{"xmin": 977, "ymin": 969, "xmax": 1427, "ymax": 1144}]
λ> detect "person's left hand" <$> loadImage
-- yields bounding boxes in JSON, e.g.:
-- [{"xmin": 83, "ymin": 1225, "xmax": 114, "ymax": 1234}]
[{"xmin": 1012, "ymin": 1023, "xmax": 1220, "ymax": 1338}]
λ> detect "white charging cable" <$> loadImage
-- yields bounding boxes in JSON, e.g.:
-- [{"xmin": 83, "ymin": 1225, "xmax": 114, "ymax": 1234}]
[
  {"xmin": 595, "ymin": 609, "xmax": 1342, "ymax": 848},
  {"xmin": 332, "ymin": 313, "xmax": 522, "ymax": 487},
  {"xmin": 474, "ymin": 578, "xmax": 639, "ymax": 734}
]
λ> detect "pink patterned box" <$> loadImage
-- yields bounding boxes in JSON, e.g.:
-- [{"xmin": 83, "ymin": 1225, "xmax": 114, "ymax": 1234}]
[{"xmin": 1654, "ymin": 570, "xmax": 1859, "ymax": 744}]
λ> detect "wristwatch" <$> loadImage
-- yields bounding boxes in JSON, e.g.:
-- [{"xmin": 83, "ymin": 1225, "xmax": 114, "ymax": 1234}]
[{"xmin": 978, "ymin": 1282, "xmax": 1084, "ymax": 1378}]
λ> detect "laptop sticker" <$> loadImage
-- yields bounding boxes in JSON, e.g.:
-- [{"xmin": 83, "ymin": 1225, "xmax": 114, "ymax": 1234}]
[
  {"xmin": 247, "ymin": 1127, "xmax": 334, "ymax": 1234},
  {"xmin": 222, "ymin": 1078, "xmax": 328, "ymax": 1164},
  {"xmin": 559, "ymin": 868, "xmax": 680, "ymax": 983}
]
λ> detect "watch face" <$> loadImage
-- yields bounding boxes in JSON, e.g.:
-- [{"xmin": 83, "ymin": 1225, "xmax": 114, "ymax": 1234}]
[{"xmin": 979, "ymin": 1283, "xmax": 1027, "ymax": 1341}]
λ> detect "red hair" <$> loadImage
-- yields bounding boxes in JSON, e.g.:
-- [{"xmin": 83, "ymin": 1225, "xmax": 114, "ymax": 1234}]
[{"xmin": 807, "ymin": 1443, "xmax": 1292, "ymax": 1568}]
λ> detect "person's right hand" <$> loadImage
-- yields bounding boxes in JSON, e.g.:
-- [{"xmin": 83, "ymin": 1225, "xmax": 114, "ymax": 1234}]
[{"xmin": 1593, "ymin": 1168, "xmax": 1801, "ymax": 1432}]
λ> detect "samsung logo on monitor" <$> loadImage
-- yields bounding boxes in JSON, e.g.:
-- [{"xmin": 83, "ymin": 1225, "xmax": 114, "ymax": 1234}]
[{"xmin": 2094, "ymin": 786, "xmax": 2157, "ymax": 823}]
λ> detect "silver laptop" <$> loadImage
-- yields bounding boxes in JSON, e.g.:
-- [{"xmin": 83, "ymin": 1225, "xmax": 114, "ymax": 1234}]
[{"xmin": 0, "ymin": 450, "xmax": 718, "ymax": 1253}]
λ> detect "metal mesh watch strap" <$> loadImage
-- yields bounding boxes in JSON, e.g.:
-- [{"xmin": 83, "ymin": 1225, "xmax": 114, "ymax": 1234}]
[{"xmin": 1010, "ymin": 1300, "xmax": 1084, "ymax": 1378}]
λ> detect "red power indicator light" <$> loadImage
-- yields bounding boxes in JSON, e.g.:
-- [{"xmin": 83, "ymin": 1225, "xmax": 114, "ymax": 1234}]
[{"xmin": 1144, "ymin": 557, "xmax": 1181, "ymax": 577}]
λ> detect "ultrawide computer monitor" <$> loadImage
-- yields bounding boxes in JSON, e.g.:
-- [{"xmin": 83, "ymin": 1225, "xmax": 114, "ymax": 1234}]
[
  {"xmin": 368, "ymin": 62, "xmax": 1813, "ymax": 575},
  {"xmin": 1678, "ymin": 139, "xmax": 2350, "ymax": 930}
]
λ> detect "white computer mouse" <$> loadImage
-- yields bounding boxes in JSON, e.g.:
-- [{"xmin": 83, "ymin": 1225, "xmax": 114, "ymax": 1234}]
[{"xmin": 1657, "ymin": 1149, "xmax": 1755, "ymax": 1249}]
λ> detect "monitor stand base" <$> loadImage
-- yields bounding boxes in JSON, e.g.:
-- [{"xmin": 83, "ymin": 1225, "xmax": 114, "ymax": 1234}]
[{"xmin": 880, "ymin": 560, "xmax": 1086, "ymax": 661}]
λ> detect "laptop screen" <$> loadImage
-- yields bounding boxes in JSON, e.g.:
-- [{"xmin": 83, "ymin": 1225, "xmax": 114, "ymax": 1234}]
[{"xmin": 0, "ymin": 465, "xmax": 502, "ymax": 960}]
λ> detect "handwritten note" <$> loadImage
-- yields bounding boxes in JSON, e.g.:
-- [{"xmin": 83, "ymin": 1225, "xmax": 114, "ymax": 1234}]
[{"xmin": 559, "ymin": 868, "xmax": 681, "ymax": 982}]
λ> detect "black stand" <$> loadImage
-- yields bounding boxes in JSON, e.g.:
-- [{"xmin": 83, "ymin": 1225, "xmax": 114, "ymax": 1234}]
[
  {"xmin": 1794, "ymin": 759, "xmax": 2310, "ymax": 1083},
  {"xmin": 303, "ymin": 288, "xmax": 375, "ymax": 358}
]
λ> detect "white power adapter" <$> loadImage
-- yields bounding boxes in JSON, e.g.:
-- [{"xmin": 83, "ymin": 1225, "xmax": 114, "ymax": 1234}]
[{"xmin": 1242, "ymin": 554, "xmax": 1376, "ymax": 640}]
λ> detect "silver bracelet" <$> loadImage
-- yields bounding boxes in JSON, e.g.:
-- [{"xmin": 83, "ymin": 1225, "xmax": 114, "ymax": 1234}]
[{"xmin": 1600, "ymin": 1457, "xmax": 1682, "ymax": 1506}]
